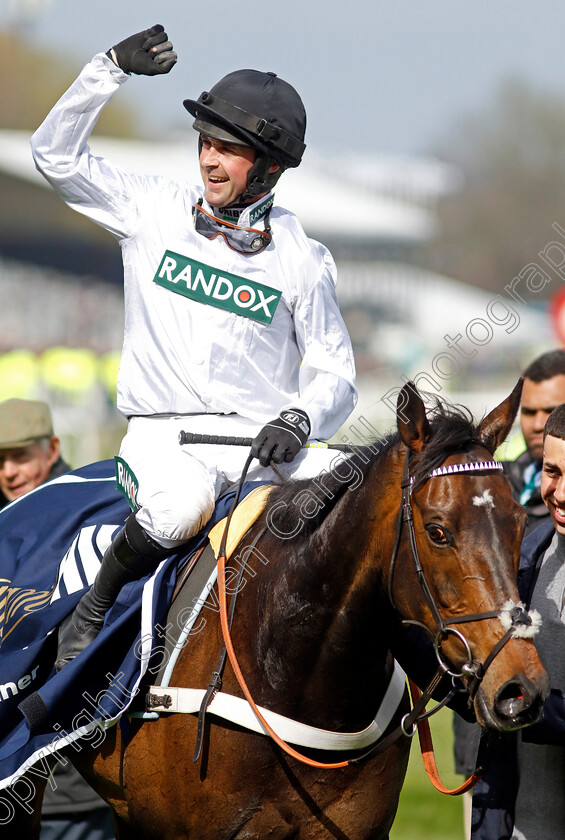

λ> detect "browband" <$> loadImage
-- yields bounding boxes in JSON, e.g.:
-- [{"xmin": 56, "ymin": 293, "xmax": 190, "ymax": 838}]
[
  {"xmin": 410, "ymin": 460, "xmax": 504, "ymax": 487},
  {"xmin": 428, "ymin": 460, "xmax": 503, "ymax": 479}
]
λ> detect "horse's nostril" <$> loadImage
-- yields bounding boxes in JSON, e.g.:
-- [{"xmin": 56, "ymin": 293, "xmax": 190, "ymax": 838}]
[
  {"xmin": 494, "ymin": 679, "xmax": 544, "ymax": 725},
  {"xmin": 498, "ymin": 694, "xmax": 528, "ymax": 718}
]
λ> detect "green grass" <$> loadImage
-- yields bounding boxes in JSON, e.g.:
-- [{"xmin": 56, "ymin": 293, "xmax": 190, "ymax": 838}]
[{"xmin": 390, "ymin": 708, "xmax": 466, "ymax": 840}]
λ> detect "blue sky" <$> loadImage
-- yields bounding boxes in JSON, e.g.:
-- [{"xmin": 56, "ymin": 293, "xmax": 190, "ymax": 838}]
[{"xmin": 4, "ymin": 0, "xmax": 565, "ymax": 156}]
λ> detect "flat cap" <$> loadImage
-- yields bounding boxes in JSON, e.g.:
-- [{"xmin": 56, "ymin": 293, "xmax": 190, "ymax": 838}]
[{"xmin": 0, "ymin": 399, "xmax": 54, "ymax": 449}]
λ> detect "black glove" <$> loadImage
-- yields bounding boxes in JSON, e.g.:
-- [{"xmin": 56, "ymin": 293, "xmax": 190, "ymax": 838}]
[
  {"xmin": 251, "ymin": 409, "xmax": 311, "ymax": 467},
  {"xmin": 107, "ymin": 24, "xmax": 177, "ymax": 75}
]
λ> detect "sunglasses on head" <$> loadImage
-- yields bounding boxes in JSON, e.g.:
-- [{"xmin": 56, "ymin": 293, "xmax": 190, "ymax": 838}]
[{"xmin": 192, "ymin": 201, "xmax": 271, "ymax": 255}]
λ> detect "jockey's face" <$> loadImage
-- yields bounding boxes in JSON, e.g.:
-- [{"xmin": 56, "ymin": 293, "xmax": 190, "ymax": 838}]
[
  {"xmin": 199, "ymin": 135, "xmax": 279, "ymax": 207},
  {"xmin": 199, "ymin": 135, "xmax": 257, "ymax": 207},
  {"xmin": 0, "ymin": 437, "xmax": 59, "ymax": 502}
]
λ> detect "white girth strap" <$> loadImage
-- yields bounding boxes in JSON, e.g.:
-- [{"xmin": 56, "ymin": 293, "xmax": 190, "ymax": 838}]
[{"xmin": 147, "ymin": 659, "xmax": 407, "ymax": 751}]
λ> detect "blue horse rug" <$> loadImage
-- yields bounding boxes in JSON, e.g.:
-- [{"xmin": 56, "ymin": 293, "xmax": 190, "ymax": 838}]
[{"xmin": 0, "ymin": 459, "xmax": 257, "ymax": 794}]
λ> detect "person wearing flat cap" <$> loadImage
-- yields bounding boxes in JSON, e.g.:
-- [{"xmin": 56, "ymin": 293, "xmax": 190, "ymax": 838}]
[
  {"xmin": 0, "ymin": 398, "xmax": 70, "ymax": 509},
  {"xmin": 0, "ymin": 399, "xmax": 116, "ymax": 838}
]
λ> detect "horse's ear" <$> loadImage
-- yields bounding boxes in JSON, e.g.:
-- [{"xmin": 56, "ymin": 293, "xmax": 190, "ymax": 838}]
[
  {"xmin": 477, "ymin": 378, "xmax": 524, "ymax": 454},
  {"xmin": 397, "ymin": 382, "xmax": 432, "ymax": 453}
]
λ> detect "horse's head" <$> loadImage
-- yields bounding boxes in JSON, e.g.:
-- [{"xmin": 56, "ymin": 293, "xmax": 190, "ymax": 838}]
[{"xmin": 393, "ymin": 379, "xmax": 549, "ymax": 732}]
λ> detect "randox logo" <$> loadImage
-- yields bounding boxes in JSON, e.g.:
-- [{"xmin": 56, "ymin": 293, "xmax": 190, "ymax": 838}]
[
  {"xmin": 153, "ymin": 251, "xmax": 282, "ymax": 324},
  {"xmin": 115, "ymin": 457, "xmax": 139, "ymax": 511}
]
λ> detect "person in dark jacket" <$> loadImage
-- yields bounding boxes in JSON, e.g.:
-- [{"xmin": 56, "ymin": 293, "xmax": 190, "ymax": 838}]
[
  {"xmin": 453, "ymin": 350, "xmax": 565, "ymax": 837},
  {"xmin": 471, "ymin": 402, "xmax": 565, "ymax": 840},
  {"xmin": 502, "ymin": 349, "xmax": 565, "ymax": 537},
  {"xmin": 0, "ymin": 398, "xmax": 115, "ymax": 839}
]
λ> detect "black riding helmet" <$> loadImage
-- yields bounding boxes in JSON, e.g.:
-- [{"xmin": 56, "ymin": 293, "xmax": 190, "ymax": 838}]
[{"xmin": 184, "ymin": 69, "xmax": 306, "ymax": 203}]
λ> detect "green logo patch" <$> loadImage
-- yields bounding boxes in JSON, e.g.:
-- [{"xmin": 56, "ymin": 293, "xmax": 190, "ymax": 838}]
[
  {"xmin": 115, "ymin": 457, "xmax": 139, "ymax": 511},
  {"xmin": 153, "ymin": 251, "xmax": 281, "ymax": 323}
]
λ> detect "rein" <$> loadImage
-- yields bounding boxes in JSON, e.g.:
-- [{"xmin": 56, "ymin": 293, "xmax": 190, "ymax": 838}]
[{"xmin": 213, "ymin": 454, "xmax": 352, "ymax": 769}]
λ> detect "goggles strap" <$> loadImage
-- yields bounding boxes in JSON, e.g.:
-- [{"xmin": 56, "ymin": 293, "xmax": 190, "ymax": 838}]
[{"xmin": 239, "ymin": 154, "xmax": 282, "ymax": 203}]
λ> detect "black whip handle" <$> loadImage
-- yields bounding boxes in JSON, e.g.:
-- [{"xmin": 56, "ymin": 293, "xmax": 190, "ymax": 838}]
[
  {"xmin": 179, "ymin": 431, "xmax": 254, "ymax": 446},
  {"xmin": 178, "ymin": 431, "xmax": 353, "ymax": 451}
]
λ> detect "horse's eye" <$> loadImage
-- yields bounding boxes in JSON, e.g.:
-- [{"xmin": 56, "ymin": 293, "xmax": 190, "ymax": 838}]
[{"xmin": 426, "ymin": 524, "xmax": 449, "ymax": 545}]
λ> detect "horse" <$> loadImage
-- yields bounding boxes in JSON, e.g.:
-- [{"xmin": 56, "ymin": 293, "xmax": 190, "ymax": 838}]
[{"xmin": 11, "ymin": 382, "xmax": 550, "ymax": 839}]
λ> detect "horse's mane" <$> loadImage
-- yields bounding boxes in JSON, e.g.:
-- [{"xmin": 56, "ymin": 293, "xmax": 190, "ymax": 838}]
[{"xmin": 265, "ymin": 398, "xmax": 483, "ymax": 539}]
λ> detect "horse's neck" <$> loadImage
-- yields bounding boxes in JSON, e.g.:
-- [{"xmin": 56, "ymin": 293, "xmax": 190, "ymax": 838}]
[{"xmin": 245, "ymin": 451, "xmax": 403, "ymax": 730}]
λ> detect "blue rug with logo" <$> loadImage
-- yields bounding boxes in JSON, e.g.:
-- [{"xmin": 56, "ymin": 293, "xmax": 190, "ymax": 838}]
[{"xmin": 0, "ymin": 459, "xmax": 253, "ymax": 791}]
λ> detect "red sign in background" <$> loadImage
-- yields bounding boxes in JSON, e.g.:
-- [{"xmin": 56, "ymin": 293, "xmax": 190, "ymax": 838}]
[{"xmin": 550, "ymin": 285, "xmax": 565, "ymax": 345}]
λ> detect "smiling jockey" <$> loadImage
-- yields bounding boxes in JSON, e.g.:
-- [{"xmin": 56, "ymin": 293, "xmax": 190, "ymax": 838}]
[{"xmin": 30, "ymin": 24, "xmax": 357, "ymax": 669}]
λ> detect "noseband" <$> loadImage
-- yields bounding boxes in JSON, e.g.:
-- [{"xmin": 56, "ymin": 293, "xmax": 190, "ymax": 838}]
[{"xmin": 388, "ymin": 449, "xmax": 538, "ymax": 704}]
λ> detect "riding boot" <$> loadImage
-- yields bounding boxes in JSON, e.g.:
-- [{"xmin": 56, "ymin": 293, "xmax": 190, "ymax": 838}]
[{"xmin": 55, "ymin": 512, "xmax": 170, "ymax": 671}]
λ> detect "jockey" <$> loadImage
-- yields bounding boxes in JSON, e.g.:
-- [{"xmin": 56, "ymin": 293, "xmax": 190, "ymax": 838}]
[{"xmin": 30, "ymin": 24, "xmax": 357, "ymax": 670}]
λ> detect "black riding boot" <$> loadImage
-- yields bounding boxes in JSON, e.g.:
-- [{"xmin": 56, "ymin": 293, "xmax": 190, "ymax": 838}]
[{"xmin": 55, "ymin": 512, "xmax": 170, "ymax": 671}]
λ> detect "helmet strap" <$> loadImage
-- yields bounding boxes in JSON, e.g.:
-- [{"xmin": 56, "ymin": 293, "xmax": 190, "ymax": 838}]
[{"xmin": 238, "ymin": 153, "xmax": 284, "ymax": 204}]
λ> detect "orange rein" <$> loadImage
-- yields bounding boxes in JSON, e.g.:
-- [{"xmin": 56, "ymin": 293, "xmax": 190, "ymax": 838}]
[
  {"xmin": 216, "ymin": 546, "xmax": 350, "ymax": 769},
  {"xmin": 217, "ymin": 547, "xmax": 483, "ymax": 789},
  {"xmin": 408, "ymin": 679, "xmax": 482, "ymax": 795}
]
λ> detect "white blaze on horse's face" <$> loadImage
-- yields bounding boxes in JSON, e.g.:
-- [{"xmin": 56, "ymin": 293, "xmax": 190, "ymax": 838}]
[{"xmin": 472, "ymin": 489, "xmax": 495, "ymax": 510}]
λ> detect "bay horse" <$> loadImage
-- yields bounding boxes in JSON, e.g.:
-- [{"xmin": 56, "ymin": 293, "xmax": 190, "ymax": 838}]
[{"xmin": 18, "ymin": 382, "xmax": 550, "ymax": 839}]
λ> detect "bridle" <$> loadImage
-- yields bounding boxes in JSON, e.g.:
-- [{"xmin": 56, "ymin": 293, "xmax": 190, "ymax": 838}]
[{"xmin": 387, "ymin": 448, "xmax": 537, "ymax": 708}]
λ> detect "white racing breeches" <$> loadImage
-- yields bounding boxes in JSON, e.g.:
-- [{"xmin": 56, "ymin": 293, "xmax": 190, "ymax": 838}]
[{"xmin": 119, "ymin": 414, "xmax": 350, "ymax": 547}]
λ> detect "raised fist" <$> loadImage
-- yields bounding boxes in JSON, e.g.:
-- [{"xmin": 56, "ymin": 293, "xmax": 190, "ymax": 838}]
[{"xmin": 108, "ymin": 24, "xmax": 177, "ymax": 75}]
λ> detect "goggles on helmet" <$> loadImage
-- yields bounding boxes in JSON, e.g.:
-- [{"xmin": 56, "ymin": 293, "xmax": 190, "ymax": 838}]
[{"xmin": 192, "ymin": 201, "xmax": 271, "ymax": 255}]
